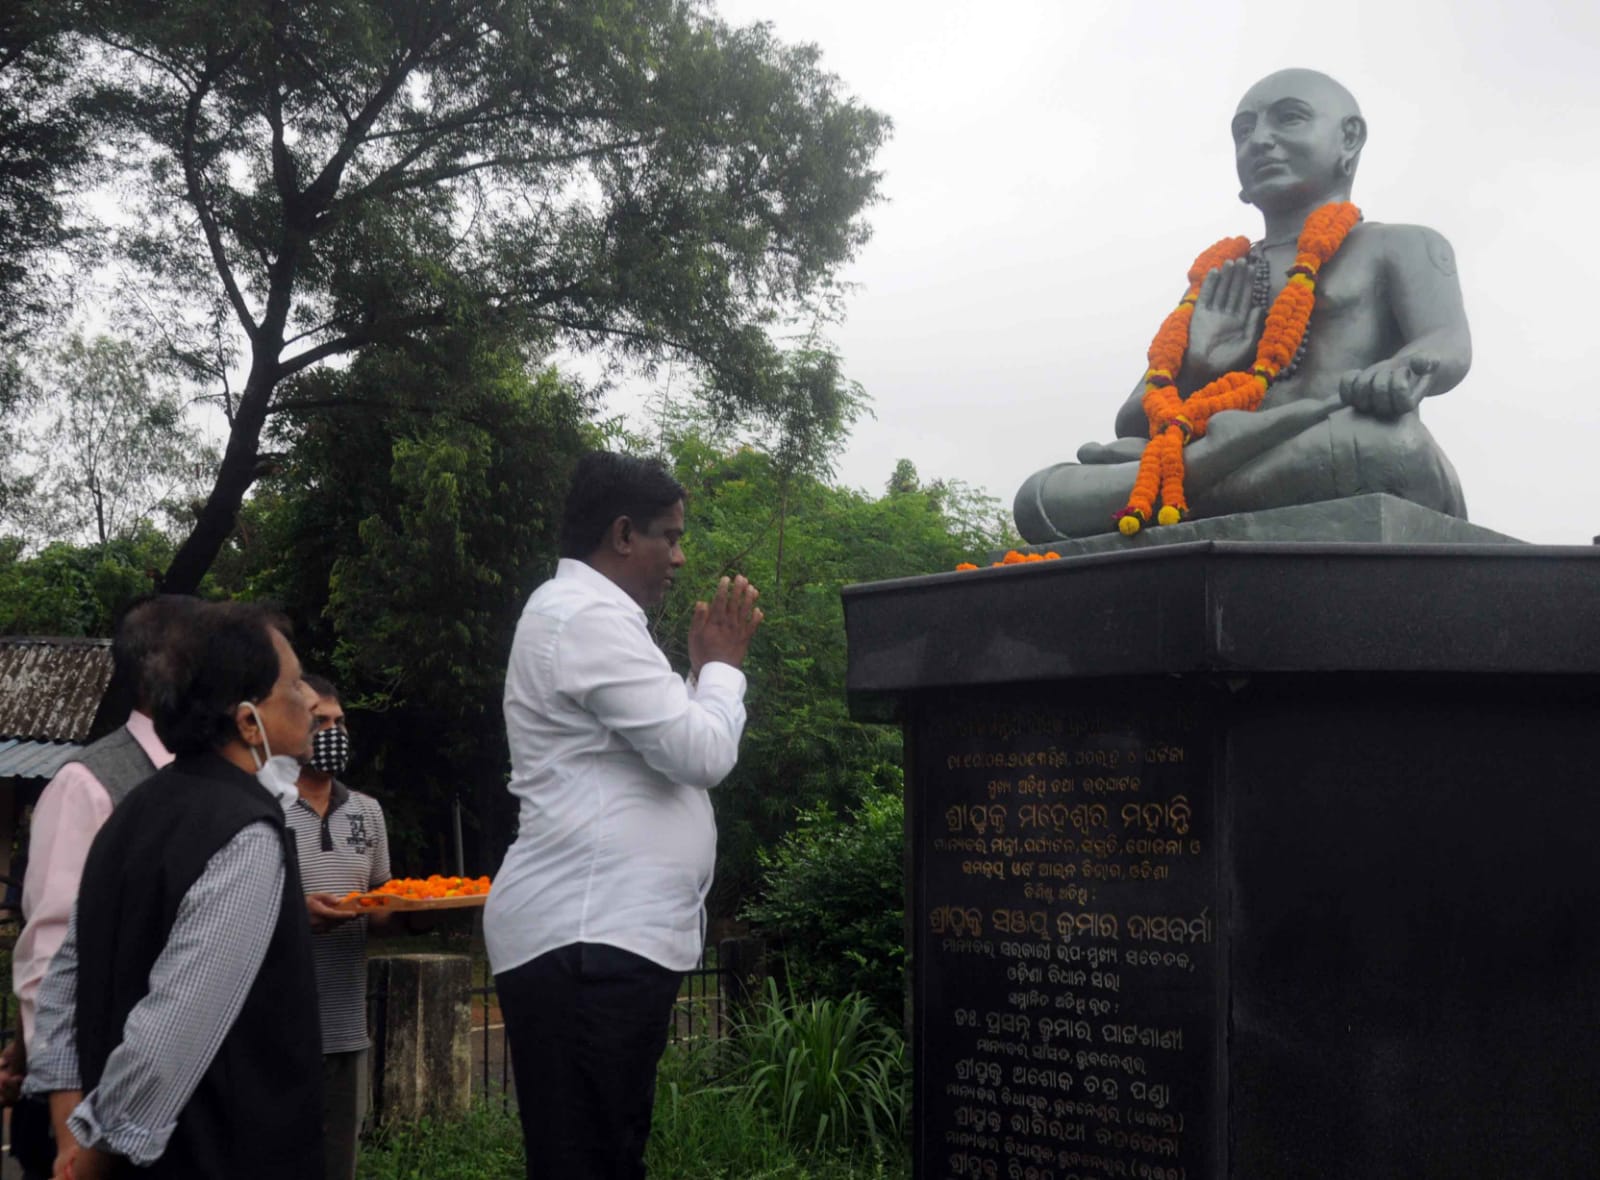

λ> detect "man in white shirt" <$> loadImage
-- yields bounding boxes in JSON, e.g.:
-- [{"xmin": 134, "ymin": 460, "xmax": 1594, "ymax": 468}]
[{"xmin": 485, "ymin": 451, "xmax": 763, "ymax": 1180}]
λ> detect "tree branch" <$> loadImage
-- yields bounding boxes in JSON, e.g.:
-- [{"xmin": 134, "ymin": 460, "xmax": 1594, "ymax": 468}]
[{"xmin": 180, "ymin": 52, "xmax": 258, "ymax": 341}]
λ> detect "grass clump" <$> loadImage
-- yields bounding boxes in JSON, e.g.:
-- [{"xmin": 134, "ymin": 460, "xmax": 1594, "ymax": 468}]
[
  {"xmin": 648, "ymin": 1035, "xmax": 909, "ymax": 1179},
  {"xmin": 358, "ymin": 1101, "xmax": 523, "ymax": 1179},
  {"xmin": 731, "ymin": 980, "xmax": 910, "ymax": 1157}
]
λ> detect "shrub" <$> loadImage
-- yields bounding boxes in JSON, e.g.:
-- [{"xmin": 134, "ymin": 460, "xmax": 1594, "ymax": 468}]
[{"xmin": 740, "ymin": 772, "xmax": 906, "ymax": 1015}]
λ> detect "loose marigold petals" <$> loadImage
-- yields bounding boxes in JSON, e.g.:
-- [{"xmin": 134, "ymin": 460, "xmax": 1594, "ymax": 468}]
[{"xmin": 954, "ymin": 551, "xmax": 1066, "ymax": 571}]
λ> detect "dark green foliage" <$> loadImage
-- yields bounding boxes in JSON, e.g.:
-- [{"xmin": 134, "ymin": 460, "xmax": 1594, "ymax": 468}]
[
  {"xmin": 0, "ymin": 528, "xmax": 172, "ymax": 636},
  {"xmin": 741, "ymin": 780, "xmax": 906, "ymax": 1015},
  {"xmin": 215, "ymin": 332, "xmax": 592, "ymax": 869}
]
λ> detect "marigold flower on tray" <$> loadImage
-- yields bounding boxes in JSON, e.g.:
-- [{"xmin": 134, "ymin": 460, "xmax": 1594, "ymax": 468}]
[{"xmin": 342, "ymin": 874, "xmax": 493, "ymax": 906}]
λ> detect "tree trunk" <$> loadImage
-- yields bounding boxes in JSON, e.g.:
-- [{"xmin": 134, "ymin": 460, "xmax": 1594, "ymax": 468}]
[
  {"xmin": 159, "ymin": 357, "xmax": 276, "ymax": 593},
  {"xmin": 92, "ymin": 481, "xmax": 106, "ymax": 546}
]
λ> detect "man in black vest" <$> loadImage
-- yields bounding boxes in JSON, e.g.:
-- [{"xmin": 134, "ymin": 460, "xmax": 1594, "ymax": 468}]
[
  {"xmin": 6, "ymin": 594, "xmax": 195, "ymax": 1180},
  {"xmin": 24, "ymin": 601, "xmax": 325, "ymax": 1179}
]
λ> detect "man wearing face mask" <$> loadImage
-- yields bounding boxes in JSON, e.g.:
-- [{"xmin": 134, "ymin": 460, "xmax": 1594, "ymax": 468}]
[
  {"xmin": 282, "ymin": 673, "xmax": 393, "ymax": 1180},
  {"xmin": 24, "ymin": 601, "xmax": 325, "ymax": 1180}
]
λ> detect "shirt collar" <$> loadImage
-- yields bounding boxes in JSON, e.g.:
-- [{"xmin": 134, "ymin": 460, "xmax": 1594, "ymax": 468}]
[
  {"xmin": 555, "ymin": 557, "xmax": 646, "ymax": 620},
  {"xmin": 126, "ymin": 710, "xmax": 175, "ymax": 770},
  {"xmin": 293, "ymin": 777, "xmax": 350, "ymax": 815}
]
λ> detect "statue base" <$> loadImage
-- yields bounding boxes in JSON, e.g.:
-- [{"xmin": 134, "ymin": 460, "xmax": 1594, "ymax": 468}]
[
  {"xmin": 1006, "ymin": 493, "xmax": 1515, "ymax": 559},
  {"xmin": 844, "ymin": 538, "xmax": 1600, "ymax": 1177}
]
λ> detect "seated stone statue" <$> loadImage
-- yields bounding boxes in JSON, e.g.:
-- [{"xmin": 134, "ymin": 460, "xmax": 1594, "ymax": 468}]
[{"xmin": 1014, "ymin": 69, "xmax": 1470, "ymax": 543}]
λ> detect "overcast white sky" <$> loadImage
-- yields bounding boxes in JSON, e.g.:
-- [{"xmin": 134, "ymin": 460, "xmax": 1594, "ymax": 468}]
[{"xmin": 614, "ymin": 0, "xmax": 1600, "ymax": 544}]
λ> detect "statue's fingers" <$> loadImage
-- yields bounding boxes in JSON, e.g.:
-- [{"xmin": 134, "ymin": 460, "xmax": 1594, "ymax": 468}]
[
  {"xmin": 1374, "ymin": 367, "xmax": 1403, "ymax": 417},
  {"xmin": 1356, "ymin": 366, "xmax": 1389, "ymax": 414},
  {"xmin": 1408, "ymin": 354, "xmax": 1439, "ymax": 377},
  {"xmin": 1199, "ymin": 267, "xmax": 1221, "ymax": 309},
  {"xmin": 1216, "ymin": 259, "xmax": 1241, "ymax": 310},
  {"xmin": 1227, "ymin": 259, "xmax": 1252, "ymax": 315},
  {"xmin": 1339, "ymin": 367, "xmax": 1374, "ymax": 409}
]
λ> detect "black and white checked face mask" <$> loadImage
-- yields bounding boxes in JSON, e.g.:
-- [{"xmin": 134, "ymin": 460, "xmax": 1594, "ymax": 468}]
[{"xmin": 309, "ymin": 725, "xmax": 350, "ymax": 776}]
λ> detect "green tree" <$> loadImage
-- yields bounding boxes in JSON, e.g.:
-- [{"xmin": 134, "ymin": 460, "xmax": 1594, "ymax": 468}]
[
  {"xmin": 68, "ymin": 0, "xmax": 887, "ymax": 592},
  {"xmin": 215, "ymin": 331, "xmax": 593, "ymax": 869},
  {"xmin": 7, "ymin": 334, "xmax": 217, "ymax": 546},
  {"xmin": 0, "ymin": 3, "xmax": 93, "ymax": 334},
  {"xmin": 0, "ymin": 528, "xmax": 174, "ymax": 636},
  {"xmin": 0, "ymin": 356, "xmax": 35, "ymax": 519}
]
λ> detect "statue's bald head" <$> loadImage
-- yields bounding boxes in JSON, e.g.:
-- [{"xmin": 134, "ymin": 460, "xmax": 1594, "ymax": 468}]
[
  {"xmin": 1237, "ymin": 69, "xmax": 1361, "ymax": 123},
  {"xmin": 1232, "ymin": 68, "xmax": 1367, "ymax": 210}
]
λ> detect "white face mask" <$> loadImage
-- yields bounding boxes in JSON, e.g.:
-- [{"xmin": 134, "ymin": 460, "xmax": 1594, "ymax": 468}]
[{"xmin": 242, "ymin": 702, "xmax": 304, "ymax": 803}]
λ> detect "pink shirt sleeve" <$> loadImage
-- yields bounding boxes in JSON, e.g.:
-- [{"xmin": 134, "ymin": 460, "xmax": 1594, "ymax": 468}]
[{"xmin": 13, "ymin": 763, "xmax": 114, "ymax": 1047}]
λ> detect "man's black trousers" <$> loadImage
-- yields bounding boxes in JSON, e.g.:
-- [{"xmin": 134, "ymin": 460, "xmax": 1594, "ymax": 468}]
[{"xmin": 497, "ymin": 941, "xmax": 683, "ymax": 1180}]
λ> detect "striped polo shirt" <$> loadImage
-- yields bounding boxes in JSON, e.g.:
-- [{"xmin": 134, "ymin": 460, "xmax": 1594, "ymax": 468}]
[{"xmin": 283, "ymin": 781, "xmax": 391, "ymax": 1054}]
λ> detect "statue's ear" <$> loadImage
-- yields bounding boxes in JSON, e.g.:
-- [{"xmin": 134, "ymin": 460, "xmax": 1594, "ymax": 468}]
[{"xmin": 1341, "ymin": 114, "xmax": 1367, "ymax": 154}]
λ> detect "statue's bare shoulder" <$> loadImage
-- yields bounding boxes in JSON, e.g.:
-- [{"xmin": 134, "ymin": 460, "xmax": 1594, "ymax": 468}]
[{"xmin": 1352, "ymin": 221, "xmax": 1459, "ymax": 279}]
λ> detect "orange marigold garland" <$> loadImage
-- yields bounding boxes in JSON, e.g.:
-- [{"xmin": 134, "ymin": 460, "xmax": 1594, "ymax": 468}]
[{"xmin": 1116, "ymin": 202, "xmax": 1361, "ymax": 536}]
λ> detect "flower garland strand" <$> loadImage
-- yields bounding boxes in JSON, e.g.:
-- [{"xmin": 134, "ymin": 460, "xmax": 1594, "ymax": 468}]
[{"xmin": 1115, "ymin": 201, "xmax": 1361, "ymax": 536}]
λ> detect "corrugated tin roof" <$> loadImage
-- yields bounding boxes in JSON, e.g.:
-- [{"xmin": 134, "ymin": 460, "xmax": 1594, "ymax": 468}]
[
  {"xmin": 0, "ymin": 737, "xmax": 81, "ymax": 780},
  {"xmin": 0, "ymin": 637, "xmax": 114, "ymax": 742}
]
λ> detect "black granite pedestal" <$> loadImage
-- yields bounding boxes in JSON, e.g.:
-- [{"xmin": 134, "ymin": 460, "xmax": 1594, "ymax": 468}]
[{"xmin": 843, "ymin": 534, "xmax": 1600, "ymax": 1179}]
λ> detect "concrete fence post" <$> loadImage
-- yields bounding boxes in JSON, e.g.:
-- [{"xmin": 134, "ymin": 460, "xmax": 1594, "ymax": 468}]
[{"xmin": 367, "ymin": 953, "xmax": 472, "ymax": 1123}]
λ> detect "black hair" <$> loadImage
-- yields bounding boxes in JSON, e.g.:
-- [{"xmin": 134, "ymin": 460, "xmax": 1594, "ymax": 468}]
[
  {"xmin": 150, "ymin": 602, "xmax": 294, "ymax": 757},
  {"xmin": 558, "ymin": 451, "xmax": 686, "ymax": 559},
  {"xmin": 111, "ymin": 594, "xmax": 201, "ymax": 710},
  {"xmin": 302, "ymin": 672, "xmax": 339, "ymax": 703}
]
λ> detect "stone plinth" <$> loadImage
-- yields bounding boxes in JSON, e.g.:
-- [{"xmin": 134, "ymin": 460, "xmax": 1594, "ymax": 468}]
[
  {"xmin": 1006, "ymin": 493, "xmax": 1516, "ymax": 560},
  {"xmin": 843, "ymin": 538, "xmax": 1600, "ymax": 1178}
]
